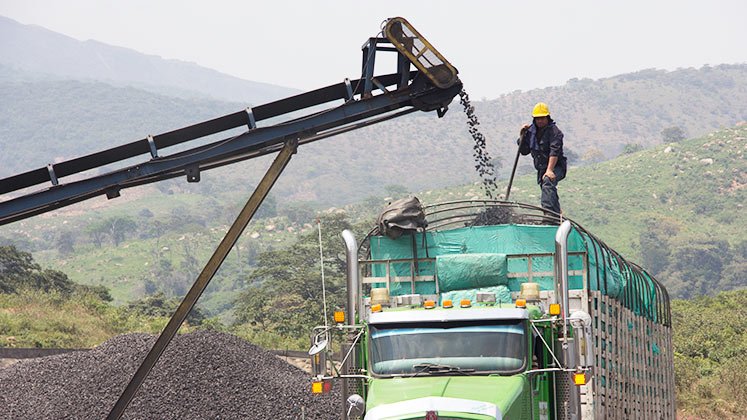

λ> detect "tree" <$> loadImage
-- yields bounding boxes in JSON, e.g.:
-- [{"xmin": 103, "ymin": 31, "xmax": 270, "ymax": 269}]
[
  {"xmin": 282, "ymin": 202, "xmax": 316, "ymax": 225},
  {"xmin": 663, "ymin": 239, "xmax": 730, "ymax": 298},
  {"xmin": 152, "ymin": 258, "xmax": 189, "ymax": 297},
  {"xmin": 0, "ymin": 245, "xmax": 109, "ymax": 298},
  {"xmin": 638, "ymin": 218, "xmax": 679, "ymax": 276},
  {"xmin": 661, "ymin": 126, "xmax": 686, "ymax": 143},
  {"xmin": 126, "ymin": 292, "xmax": 205, "ymax": 325},
  {"xmin": 254, "ymin": 193, "xmax": 278, "ymax": 219},
  {"xmin": 622, "ymin": 143, "xmax": 643, "ymax": 154},
  {"xmin": 86, "ymin": 221, "xmax": 108, "ymax": 248},
  {"xmin": 0, "ymin": 245, "xmax": 40, "ymax": 293},
  {"xmin": 233, "ymin": 213, "xmax": 353, "ymax": 336},
  {"xmin": 106, "ymin": 216, "xmax": 137, "ymax": 246},
  {"xmin": 56, "ymin": 231, "xmax": 76, "ymax": 256}
]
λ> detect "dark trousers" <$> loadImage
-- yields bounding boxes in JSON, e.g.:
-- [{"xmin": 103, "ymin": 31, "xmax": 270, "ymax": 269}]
[{"xmin": 537, "ymin": 165, "xmax": 565, "ymax": 214}]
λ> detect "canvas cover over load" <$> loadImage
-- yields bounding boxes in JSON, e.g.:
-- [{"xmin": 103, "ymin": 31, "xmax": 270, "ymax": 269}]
[{"xmin": 368, "ymin": 224, "xmax": 663, "ymax": 323}]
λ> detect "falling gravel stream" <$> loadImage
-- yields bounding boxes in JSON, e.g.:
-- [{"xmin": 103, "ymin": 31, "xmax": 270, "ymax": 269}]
[{"xmin": 459, "ymin": 89, "xmax": 499, "ymax": 199}]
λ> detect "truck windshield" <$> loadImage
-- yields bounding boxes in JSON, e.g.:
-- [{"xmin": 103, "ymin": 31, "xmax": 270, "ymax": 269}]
[{"xmin": 369, "ymin": 319, "xmax": 527, "ymax": 376}]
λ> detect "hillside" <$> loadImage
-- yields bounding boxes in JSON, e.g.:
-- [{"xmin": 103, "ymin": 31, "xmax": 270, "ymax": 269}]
[
  {"xmin": 424, "ymin": 124, "xmax": 747, "ymax": 299},
  {"xmin": 2, "ymin": 64, "xmax": 747, "ymax": 207},
  {"xmin": 0, "ymin": 15, "xmax": 299, "ymax": 103},
  {"xmin": 0, "ymin": 124, "xmax": 742, "ymax": 315}
]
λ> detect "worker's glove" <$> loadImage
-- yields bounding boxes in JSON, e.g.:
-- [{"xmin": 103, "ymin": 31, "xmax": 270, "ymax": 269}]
[{"xmin": 519, "ymin": 124, "xmax": 530, "ymax": 137}]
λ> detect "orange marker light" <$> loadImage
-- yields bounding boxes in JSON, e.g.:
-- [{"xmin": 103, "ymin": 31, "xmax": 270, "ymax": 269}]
[
  {"xmin": 574, "ymin": 372, "xmax": 587, "ymax": 386},
  {"xmin": 333, "ymin": 311, "xmax": 345, "ymax": 323},
  {"xmin": 515, "ymin": 298, "xmax": 527, "ymax": 308},
  {"xmin": 442, "ymin": 299, "xmax": 453, "ymax": 308},
  {"xmin": 424, "ymin": 300, "xmax": 436, "ymax": 309},
  {"xmin": 371, "ymin": 304, "xmax": 383, "ymax": 313},
  {"xmin": 460, "ymin": 299, "xmax": 472, "ymax": 308},
  {"xmin": 549, "ymin": 303, "xmax": 561, "ymax": 316}
]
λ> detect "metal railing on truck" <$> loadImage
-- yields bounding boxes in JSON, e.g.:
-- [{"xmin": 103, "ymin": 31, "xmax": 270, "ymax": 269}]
[{"xmin": 358, "ymin": 252, "xmax": 588, "ymax": 299}]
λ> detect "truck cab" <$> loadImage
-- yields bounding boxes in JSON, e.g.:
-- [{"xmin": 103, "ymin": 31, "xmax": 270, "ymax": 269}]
[
  {"xmin": 310, "ymin": 200, "xmax": 674, "ymax": 420},
  {"xmin": 365, "ymin": 306, "xmax": 534, "ymax": 419}
]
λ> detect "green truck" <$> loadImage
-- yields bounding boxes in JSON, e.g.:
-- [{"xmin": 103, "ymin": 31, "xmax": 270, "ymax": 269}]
[{"xmin": 309, "ymin": 200, "xmax": 674, "ymax": 419}]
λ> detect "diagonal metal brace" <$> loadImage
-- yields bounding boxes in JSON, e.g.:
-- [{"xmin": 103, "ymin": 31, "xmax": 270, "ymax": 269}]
[{"xmin": 106, "ymin": 139, "xmax": 298, "ymax": 420}]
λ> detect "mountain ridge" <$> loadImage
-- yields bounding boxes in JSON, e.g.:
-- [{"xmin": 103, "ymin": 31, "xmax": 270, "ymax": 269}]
[{"xmin": 0, "ymin": 15, "xmax": 300, "ymax": 103}]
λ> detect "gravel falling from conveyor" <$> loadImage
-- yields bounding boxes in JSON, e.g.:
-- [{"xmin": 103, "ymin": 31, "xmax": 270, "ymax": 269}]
[
  {"xmin": 0, "ymin": 331, "xmax": 340, "ymax": 419},
  {"xmin": 459, "ymin": 89, "xmax": 499, "ymax": 199}
]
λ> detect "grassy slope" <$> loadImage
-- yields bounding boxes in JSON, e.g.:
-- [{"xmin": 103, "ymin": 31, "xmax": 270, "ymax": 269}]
[
  {"xmin": 423, "ymin": 124, "xmax": 746, "ymax": 263},
  {"xmin": 0, "ymin": 290, "xmax": 170, "ymax": 348}
]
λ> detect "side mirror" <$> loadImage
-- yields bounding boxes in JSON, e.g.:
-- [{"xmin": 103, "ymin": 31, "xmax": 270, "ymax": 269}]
[
  {"xmin": 346, "ymin": 394, "xmax": 365, "ymax": 418},
  {"xmin": 569, "ymin": 310, "xmax": 593, "ymax": 369},
  {"xmin": 309, "ymin": 331, "xmax": 329, "ymax": 377},
  {"xmin": 308, "ymin": 333, "xmax": 328, "ymax": 356}
]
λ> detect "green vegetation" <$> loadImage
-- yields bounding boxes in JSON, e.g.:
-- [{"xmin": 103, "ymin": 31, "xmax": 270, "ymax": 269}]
[
  {"xmin": 0, "ymin": 246, "xmax": 109, "ymax": 299},
  {"xmin": 2, "ymin": 124, "xmax": 743, "ymax": 321},
  {"xmin": 0, "ymin": 290, "xmax": 167, "ymax": 348},
  {"xmin": 232, "ymin": 213, "xmax": 357, "ymax": 350},
  {"xmin": 0, "ymin": 247, "xmax": 176, "ymax": 348},
  {"xmin": 672, "ymin": 289, "xmax": 747, "ymax": 418}
]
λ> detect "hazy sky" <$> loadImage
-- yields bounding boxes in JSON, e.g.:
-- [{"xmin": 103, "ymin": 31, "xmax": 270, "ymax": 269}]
[{"xmin": 1, "ymin": 0, "xmax": 745, "ymax": 99}]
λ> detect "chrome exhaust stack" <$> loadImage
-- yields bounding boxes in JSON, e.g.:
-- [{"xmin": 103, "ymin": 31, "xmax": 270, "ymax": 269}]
[
  {"xmin": 554, "ymin": 220, "xmax": 581, "ymax": 420},
  {"xmin": 340, "ymin": 229, "xmax": 360, "ymax": 420},
  {"xmin": 341, "ymin": 230, "xmax": 359, "ymax": 326},
  {"xmin": 554, "ymin": 220, "xmax": 573, "ymax": 335}
]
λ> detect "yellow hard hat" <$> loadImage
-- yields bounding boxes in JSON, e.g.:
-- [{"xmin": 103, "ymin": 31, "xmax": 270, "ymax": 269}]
[{"xmin": 532, "ymin": 102, "xmax": 550, "ymax": 117}]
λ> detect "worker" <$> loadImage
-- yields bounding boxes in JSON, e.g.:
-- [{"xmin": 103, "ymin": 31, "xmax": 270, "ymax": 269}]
[{"xmin": 518, "ymin": 102, "xmax": 567, "ymax": 215}]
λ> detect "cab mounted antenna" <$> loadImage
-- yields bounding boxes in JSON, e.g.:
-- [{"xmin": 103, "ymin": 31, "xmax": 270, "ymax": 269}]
[{"xmin": 317, "ymin": 218, "xmax": 329, "ymax": 330}]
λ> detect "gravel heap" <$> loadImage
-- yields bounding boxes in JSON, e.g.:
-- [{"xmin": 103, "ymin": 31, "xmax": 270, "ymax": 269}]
[
  {"xmin": 470, "ymin": 206, "xmax": 516, "ymax": 226},
  {"xmin": 0, "ymin": 331, "xmax": 341, "ymax": 419}
]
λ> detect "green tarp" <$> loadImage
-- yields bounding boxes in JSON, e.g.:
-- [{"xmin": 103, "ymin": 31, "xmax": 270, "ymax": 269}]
[
  {"xmin": 436, "ymin": 253, "xmax": 507, "ymax": 292},
  {"xmin": 368, "ymin": 224, "xmax": 661, "ymax": 322}
]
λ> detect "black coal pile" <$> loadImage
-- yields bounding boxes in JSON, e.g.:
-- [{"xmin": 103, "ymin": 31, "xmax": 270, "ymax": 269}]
[
  {"xmin": 470, "ymin": 206, "xmax": 516, "ymax": 226},
  {"xmin": 458, "ymin": 89, "xmax": 499, "ymax": 199},
  {"xmin": 0, "ymin": 331, "xmax": 340, "ymax": 419}
]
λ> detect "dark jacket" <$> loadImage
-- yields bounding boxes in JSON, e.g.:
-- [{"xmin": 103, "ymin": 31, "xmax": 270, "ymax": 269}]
[{"xmin": 519, "ymin": 120, "xmax": 567, "ymax": 174}]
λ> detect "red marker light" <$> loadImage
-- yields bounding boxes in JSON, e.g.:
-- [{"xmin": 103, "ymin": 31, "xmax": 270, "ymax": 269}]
[{"xmin": 425, "ymin": 411, "xmax": 438, "ymax": 420}]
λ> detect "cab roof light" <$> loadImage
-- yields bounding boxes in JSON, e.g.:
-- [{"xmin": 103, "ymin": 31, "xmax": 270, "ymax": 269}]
[
  {"xmin": 515, "ymin": 298, "xmax": 527, "ymax": 308},
  {"xmin": 371, "ymin": 304, "xmax": 383, "ymax": 313},
  {"xmin": 549, "ymin": 303, "xmax": 561, "ymax": 316},
  {"xmin": 442, "ymin": 299, "xmax": 453, "ymax": 309},
  {"xmin": 460, "ymin": 299, "xmax": 471, "ymax": 308},
  {"xmin": 424, "ymin": 300, "xmax": 436, "ymax": 309},
  {"xmin": 333, "ymin": 311, "xmax": 345, "ymax": 324}
]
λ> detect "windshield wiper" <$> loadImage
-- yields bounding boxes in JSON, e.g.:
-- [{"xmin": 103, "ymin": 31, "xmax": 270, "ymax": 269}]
[{"xmin": 410, "ymin": 362, "xmax": 476, "ymax": 375}]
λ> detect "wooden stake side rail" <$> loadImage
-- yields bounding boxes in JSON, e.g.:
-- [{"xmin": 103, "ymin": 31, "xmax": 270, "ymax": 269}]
[{"xmin": 589, "ymin": 291, "xmax": 674, "ymax": 419}]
